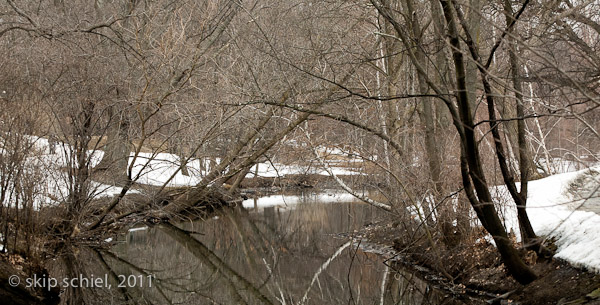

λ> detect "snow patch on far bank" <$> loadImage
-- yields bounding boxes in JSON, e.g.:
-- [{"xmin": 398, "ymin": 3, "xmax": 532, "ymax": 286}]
[
  {"xmin": 242, "ymin": 191, "xmax": 358, "ymax": 210},
  {"xmin": 245, "ymin": 162, "xmax": 362, "ymax": 178}
]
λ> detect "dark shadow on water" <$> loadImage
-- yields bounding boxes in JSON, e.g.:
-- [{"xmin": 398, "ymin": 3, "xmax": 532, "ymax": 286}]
[{"xmin": 48, "ymin": 194, "xmax": 471, "ymax": 304}]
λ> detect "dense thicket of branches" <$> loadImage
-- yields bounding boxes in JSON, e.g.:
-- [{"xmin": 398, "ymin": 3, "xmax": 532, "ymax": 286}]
[{"xmin": 0, "ymin": 0, "xmax": 599, "ymax": 286}]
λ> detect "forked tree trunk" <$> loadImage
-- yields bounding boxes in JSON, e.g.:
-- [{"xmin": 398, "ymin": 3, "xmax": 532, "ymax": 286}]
[
  {"xmin": 371, "ymin": 0, "xmax": 537, "ymax": 284},
  {"xmin": 439, "ymin": 0, "xmax": 537, "ymax": 284}
]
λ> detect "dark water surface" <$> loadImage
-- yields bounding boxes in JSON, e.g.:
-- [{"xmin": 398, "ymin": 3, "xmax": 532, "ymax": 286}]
[{"xmin": 49, "ymin": 193, "xmax": 466, "ymax": 304}]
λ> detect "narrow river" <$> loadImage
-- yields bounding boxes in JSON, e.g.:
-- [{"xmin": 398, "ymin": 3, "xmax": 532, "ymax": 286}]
[{"xmin": 49, "ymin": 192, "xmax": 469, "ymax": 304}]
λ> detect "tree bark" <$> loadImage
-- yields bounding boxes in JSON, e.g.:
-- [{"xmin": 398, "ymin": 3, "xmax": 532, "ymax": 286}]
[
  {"xmin": 371, "ymin": 0, "xmax": 536, "ymax": 283},
  {"xmin": 503, "ymin": 0, "xmax": 538, "ymax": 247},
  {"xmin": 439, "ymin": 0, "xmax": 537, "ymax": 284},
  {"xmin": 95, "ymin": 106, "xmax": 130, "ymax": 186},
  {"xmin": 464, "ymin": 0, "xmax": 481, "ymax": 111},
  {"xmin": 177, "ymin": 142, "xmax": 190, "ymax": 177},
  {"xmin": 403, "ymin": 0, "xmax": 444, "ymax": 228},
  {"xmin": 403, "ymin": 0, "xmax": 443, "ymax": 196}
]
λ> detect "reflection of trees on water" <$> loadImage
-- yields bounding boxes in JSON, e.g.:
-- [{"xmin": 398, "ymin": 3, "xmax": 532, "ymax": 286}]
[
  {"xmin": 160, "ymin": 222, "xmax": 274, "ymax": 304},
  {"xmin": 49, "ymin": 246, "xmax": 155, "ymax": 305},
  {"xmin": 50, "ymin": 203, "xmax": 464, "ymax": 304}
]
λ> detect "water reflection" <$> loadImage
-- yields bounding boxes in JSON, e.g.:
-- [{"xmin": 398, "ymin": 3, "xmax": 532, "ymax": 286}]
[{"xmin": 48, "ymin": 194, "xmax": 468, "ymax": 304}]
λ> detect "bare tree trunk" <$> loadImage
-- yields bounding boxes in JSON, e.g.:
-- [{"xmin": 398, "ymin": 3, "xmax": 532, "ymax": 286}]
[
  {"xmin": 374, "ymin": 13, "xmax": 393, "ymax": 185},
  {"xmin": 66, "ymin": 101, "xmax": 95, "ymax": 237},
  {"xmin": 403, "ymin": 0, "xmax": 443, "ymax": 229},
  {"xmin": 369, "ymin": 2, "xmax": 537, "ymax": 282},
  {"xmin": 498, "ymin": 101, "xmax": 520, "ymax": 171},
  {"xmin": 523, "ymin": 64, "xmax": 553, "ymax": 175},
  {"xmin": 465, "ymin": 0, "xmax": 481, "ymax": 111},
  {"xmin": 430, "ymin": 0, "xmax": 470, "ymax": 242},
  {"xmin": 177, "ymin": 142, "xmax": 190, "ymax": 177},
  {"xmin": 439, "ymin": 0, "xmax": 537, "ymax": 284},
  {"xmin": 403, "ymin": 0, "xmax": 443, "ymax": 196},
  {"xmin": 503, "ymin": 0, "xmax": 538, "ymax": 249},
  {"xmin": 95, "ymin": 106, "xmax": 130, "ymax": 186}
]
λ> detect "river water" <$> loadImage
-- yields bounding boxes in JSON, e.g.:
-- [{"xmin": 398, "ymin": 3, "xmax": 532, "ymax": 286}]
[{"xmin": 48, "ymin": 192, "xmax": 468, "ymax": 304}]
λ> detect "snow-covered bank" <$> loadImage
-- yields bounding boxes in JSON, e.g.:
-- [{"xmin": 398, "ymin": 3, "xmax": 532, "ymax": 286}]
[
  {"xmin": 129, "ymin": 152, "xmax": 362, "ymax": 187},
  {"xmin": 241, "ymin": 191, "xmax": 358, "ymax": 210},
  {"xmin": 0, "ymin": 136, "xmax": 125, "ymax": 209},
  {"xmin": 494, "ymin": 168, "xmax": 600, "ymax": 272},
  {"xmin": 2, "ymin": 135, "xmax": 364, "ymax": 209},
  {"xmin": 129, "ymin": 152, "xmax": 204, "ymax": 187},
  {"xmin": 537, "ymin": 157, "xmax": 598, "ymax": 175},
  {"xmin": 245, "ymin": 162, "xmax": 362, "ymax": 179}
]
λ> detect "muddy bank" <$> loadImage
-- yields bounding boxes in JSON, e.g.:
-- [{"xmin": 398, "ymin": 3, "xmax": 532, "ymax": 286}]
[
  {"xmin": 8, "ymin": 184, "xmax": 598, "ymax": 305},
  {"xmin": 356, "ymin": 221, "xmax": 600, "ymax": 305},
  {"xmin": 0, "ymin": 256, "xmax": 57, "ymax": 305}
]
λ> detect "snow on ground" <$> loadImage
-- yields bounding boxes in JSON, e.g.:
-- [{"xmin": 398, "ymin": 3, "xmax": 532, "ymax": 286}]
[
  {"xmin": 241, "ymin": 191, "xmax": 358, "ymax": 210},
  {"xmin": 537, "ymin": 157, "xmax": 598, "ymax": 175},
  {"xmin": 128, "ymin": 155, "xmax": 361, "ymax": 186},
  {"xmin": 129, "ymin": 152, "xmax": 205, "ymax": 187},
  {"xmin": 129, "ymin": 148, "xmax": 362, "ymax": 186},
  {"xmin": 2, "ymin": 135, "xmax": 364, "ymax": 209},
  {"xmin": 245, "ymin": 162, "xmax": 361, "ymax": 178},
  {"xmin": 493, "ymin": 167, "xmax": 600, "ymax": 272},
  {"xmin": 1, "ymin": 136, "xmax": 134, "ymax": 209},
  {"xmin": 9, "ymin": 136, "xmax": 600, "ymax": 272}
]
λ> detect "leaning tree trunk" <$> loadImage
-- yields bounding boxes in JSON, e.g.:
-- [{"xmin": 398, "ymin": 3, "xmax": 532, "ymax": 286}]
[
  {"xmin": 430, "ymin": 0, "xmax": 471, "ymax": 243},
  {"xmin": 162, "ymin": 69, "xmax": 356, "ymax": 215},
  {"xmin": 372, "ymin": 0, "xmax": 537, "ymax": 284},
  {"xmin": 439, "ymin": 0, "xmax": 538, "ymax": 284}
]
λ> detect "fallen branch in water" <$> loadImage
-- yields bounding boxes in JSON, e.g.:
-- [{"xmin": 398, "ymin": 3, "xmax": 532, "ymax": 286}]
[
  {"xmin": 299, "ymin": 241, "xmax": 352, "ymax": 305},
  {"xmin": 304, "ymin": 130, "xmax": 392, "ymax": 211}
]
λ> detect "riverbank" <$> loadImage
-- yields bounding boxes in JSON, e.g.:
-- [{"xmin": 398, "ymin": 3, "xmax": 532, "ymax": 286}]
[
  {"xmin": 357, "ymin": 220, "xmax": 600, "ymax": 305},
  {"xmin": 3, "ymin": 167, "xmax": 600, "ymax": 305}
]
